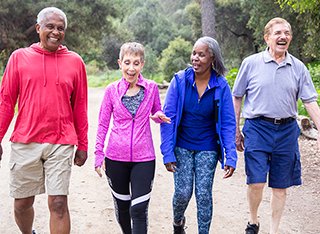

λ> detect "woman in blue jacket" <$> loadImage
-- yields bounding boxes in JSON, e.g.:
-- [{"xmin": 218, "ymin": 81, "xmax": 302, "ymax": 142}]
[{"xmin": 160, "ymin": 36, "xmax": 237, "ymax": 234}]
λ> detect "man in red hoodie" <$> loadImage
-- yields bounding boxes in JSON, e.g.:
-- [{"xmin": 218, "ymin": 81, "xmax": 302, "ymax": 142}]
[{"xmin": 0, "ymin": 7, "xmax": 88, "ymax": 234}]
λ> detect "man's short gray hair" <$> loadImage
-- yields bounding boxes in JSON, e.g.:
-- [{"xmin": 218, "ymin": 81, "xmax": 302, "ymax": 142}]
[{"xmin": 37, "ymin": 7, "xmax": 67, "ymax": 29}]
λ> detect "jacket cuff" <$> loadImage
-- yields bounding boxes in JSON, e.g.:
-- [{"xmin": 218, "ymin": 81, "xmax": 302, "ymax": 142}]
[
  {"xmin": 95, "ymin": 154, "xmax": 105, "ymax": 168},
  {"xmin": 77, "ymin": 144, "xmax": 87, "ymax": 151},
  {"xmin": 163, "ymin": 153, "xmax": 177, "ymax": 164},
  {"xmin": 225, "ymin": 157, "xmax": 237, "ymax": 169}
]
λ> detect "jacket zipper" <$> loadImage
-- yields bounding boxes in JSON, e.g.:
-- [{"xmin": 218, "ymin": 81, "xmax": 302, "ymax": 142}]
[
  {"xmin": 130, "ymin": 116, "xmax": 135, "ymax": 161},
  {"xmin": 125, "ymin": 85, "xmax": 147, "ymax": 161}
]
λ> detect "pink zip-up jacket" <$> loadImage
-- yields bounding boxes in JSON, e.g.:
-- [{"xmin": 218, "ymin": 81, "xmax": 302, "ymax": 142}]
[{"xmin": 94, "ymin": 75, "xmax": 164, "ymax": 167}]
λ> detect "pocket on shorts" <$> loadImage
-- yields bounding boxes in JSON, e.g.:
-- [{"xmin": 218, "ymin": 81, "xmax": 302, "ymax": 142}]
[{"xmin": 292, "ymin": 151, "xmax": 302, "ymax": 185}]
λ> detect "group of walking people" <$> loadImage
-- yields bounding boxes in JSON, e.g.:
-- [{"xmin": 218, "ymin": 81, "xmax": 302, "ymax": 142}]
[{"xmin": 0, "ymin": 6, "xmax": 319, "ymax": 234}]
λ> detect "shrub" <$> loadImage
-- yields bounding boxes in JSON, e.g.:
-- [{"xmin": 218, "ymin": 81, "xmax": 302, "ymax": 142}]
[
  {"xmin": 143, "ymin": 45, "xmax": 160, "ymax": 76},
  {"xmin": 160, "ymin": 37, "xmax": 192, "ymax": 82},
  {"xmin": 307, "ymin": 61, "xmax": 320, "ymax": 90},
  {"xmin": 226, "ymin": 67, "xmax": 238, "ymax": 89}
]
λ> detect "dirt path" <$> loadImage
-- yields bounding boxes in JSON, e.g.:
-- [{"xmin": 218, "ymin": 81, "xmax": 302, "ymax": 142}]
[{"xmin": 0, "ymin": 87, "xmax": 319, "ymax": 233}]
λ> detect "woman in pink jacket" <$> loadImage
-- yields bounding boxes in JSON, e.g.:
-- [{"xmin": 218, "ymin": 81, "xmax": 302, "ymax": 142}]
[{"xmin": 95, "ymin": 42, "xmax": 170, "ymax": 234}]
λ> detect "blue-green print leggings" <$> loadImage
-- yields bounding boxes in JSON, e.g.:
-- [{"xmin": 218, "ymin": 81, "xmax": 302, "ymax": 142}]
[{"xmin": 173, "ymin": 146, "xmax": 219, "ymax": 234}]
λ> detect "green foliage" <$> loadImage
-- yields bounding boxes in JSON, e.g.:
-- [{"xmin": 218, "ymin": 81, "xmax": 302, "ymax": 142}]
[
  {"xmin": 297, "ymin": 99, "xmax": 307, "ymax": 116},
  {"xmin": 277, "ymin": 0, "xmax": 320, "ymax": 59},
  {"xmin": 2, "ymin": 0, "xmax": 320, "ymax": 78},
  {"xmin": 125, "ymin": 6, "xmax": 155, "ymax": 45},
  {"xmin": 297, "ymin": 89, "xmax": 320, "ymax": 117},
  {"xmin": 240, "ymin": 0, "xmax": 310, "ymax": 61},
  {"xmin": 143, "ymin": 45, "xmax": 160, "ymax": 76},
  {"xmin": 225, "ymin": 67, "xmax": 239, "ymax": 89},
  {"xmin": 0, "ymin": 0, "xmax": 39, "ymax": 67},
  {"xmin": 144, "ymin": 73, "xmax": 164, "ymax": 84},
  {"xmin": 277, "ymin": 0, "xmax": 319, "ymax": 13},
  {"xmin": 307, "ymin": 62, "xmax": 320, "ymax": 89},
  {"xmin": 215, "ymin": 1, "xmax": 256, "ymax": 67},
  {"xmin": 0, "ymin": 0, "xmax": 116, "ymax": 67},
  {"xmin": 87, "ymin": 69, "xmax": 164, "ymax": 88},
  {"xmin": 160, "ymin": 0, "xmax": 193, "ymax": 16},
  {"xmin": 102, "ymin": 0, "xmax": 195, "ymax": 62},
  {"xmin": 87, "ymin": 70, "xmax": 121, "ymax": 88},
  {"xmin": 101, "ymin": 34, "xmax": 125, "ymax": 70},
  {"xmin": 185, "ymin": 2, "xmax": 202, "ymax": 42},
  {"xmin": 120, "ymin": 0, "xmax": 178, "ymax": 56},
  {"xmin": 149, "ymin": 17, "xmax": 175, "ymax": 55},
  {"xmin": 160, "ymin": 37, "xmax": 192, "ymax": 82}
]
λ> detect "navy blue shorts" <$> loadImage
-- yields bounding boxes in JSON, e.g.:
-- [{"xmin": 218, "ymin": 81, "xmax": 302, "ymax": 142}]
[{"xmin": 243, "ymin": 118, "xmax": 302, "ymax": 188}]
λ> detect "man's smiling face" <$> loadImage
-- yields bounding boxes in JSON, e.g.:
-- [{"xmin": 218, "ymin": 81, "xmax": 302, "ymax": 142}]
[
  {"xmin": 264, "ymin": 23, "xmax": 292, "ymax": 59},
  {"xmin": 36, "ymin": 13, "xmax": 66, "ymax": 52}
]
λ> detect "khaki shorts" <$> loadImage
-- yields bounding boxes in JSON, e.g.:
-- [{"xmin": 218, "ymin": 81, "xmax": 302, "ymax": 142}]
[{"xmin": 9, "ymin": 143, "xmax": 74, "ymax": 198}]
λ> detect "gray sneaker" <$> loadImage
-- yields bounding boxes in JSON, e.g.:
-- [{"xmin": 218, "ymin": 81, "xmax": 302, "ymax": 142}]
[{"xmin": 173, "ymin": 217, "xmax": 186, "ymax": 234}]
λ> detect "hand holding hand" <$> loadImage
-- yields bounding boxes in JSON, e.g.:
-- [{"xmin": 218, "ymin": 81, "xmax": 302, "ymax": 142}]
[
  {"xmin": 150, "ymin": 113, "xmax": 171, "ymax": 124},
  {"xmin": 158, "ymin": 113, "xmax": 171, "ymax": 124}
]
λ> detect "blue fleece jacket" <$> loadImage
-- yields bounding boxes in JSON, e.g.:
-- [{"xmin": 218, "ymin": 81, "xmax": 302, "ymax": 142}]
[{"xmin": 160, "ymin": 67, "xmax": 237, "ymax": 169}]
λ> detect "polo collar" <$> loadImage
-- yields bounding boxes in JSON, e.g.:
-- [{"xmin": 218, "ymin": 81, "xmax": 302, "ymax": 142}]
[{"xmin": 263, "ymin": 48, "xmax": 292, "ymax": 66}]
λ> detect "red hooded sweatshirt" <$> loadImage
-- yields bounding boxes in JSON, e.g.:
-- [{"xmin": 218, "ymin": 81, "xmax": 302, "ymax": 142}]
[{"xmin": 0, "ymin": 43, "xmax": 88, "ymax": 150}]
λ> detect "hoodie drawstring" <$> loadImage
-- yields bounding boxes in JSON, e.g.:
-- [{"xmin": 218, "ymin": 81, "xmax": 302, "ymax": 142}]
[
  {"xmin": 42, "ymin": 51, "xmax": 60, "ymax": 86},
  {"xmin": 42, "ymin": 53, "xmax": 47, "ymax": 87},
  {"xmin": 55, "ymin": 53, "xmax": 59, "ymax": 85}
]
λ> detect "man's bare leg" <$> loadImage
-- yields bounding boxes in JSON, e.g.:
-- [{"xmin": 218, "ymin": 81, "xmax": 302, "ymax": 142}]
[
  {"xmin": 248, "ymin": 183, "xmax": 265, "ymax": 225},
  {"xmin": 14, "ymin": 196, "xmax": 35, "ymax": 234},
  {"xmin": 270, "ymin": 188, "xmax": 287, "ymax": 234},
  {"xmin": 48, "ymin": 195, "xmax": 70, "ymax": 234}
]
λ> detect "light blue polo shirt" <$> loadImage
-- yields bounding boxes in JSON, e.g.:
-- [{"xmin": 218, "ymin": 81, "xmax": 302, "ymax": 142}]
[{"xmin": 232, "ymin": 49, "xmax": 318, "ymax": 119}]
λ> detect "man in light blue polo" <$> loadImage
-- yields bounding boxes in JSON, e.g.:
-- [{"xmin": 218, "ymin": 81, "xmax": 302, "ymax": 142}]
[{"xmin": 232, "ymin": 17, "xmax": 320, "ymax": 234}]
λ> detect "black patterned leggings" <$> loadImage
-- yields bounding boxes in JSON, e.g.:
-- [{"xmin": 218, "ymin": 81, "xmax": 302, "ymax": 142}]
[{"xmin": 105, "ymin": 157, "xmax": 155, "ymax": 234}]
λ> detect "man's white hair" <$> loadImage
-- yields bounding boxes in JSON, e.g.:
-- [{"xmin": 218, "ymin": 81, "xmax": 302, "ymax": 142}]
[{"xmin": 37, "ymin": 7, "xmax": 67, "ymax": 29}]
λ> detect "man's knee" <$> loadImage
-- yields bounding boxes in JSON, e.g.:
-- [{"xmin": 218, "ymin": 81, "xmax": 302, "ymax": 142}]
[
  {"xmin": 272, "ymin": 188, "xmax": 287, "ymax": 199},
  {"xmin": 248, "ymin": 183, "xmax": 265, "ymax": 192},
  {"xmin": 14, "ymin": 197, "xmax": 35, "ymax": 213},
  {"xmin": 48, "ymin": 195, "xmax": 68, "ymax": 218}
]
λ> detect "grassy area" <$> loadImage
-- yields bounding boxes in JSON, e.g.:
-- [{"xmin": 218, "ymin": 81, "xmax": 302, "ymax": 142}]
[
  {"xmin": 86, "ymin": 60, "xmax": 166, "ymax": 87},
  {"xmin": 87, "ymin": 70, "xmax": 121, "ymax": 87},
  {"xmin": 87, "ymin": 70, "xmax": 165, "ymax": 87}
]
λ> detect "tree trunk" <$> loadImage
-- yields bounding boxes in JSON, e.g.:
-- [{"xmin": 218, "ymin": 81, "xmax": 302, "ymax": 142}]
[{"xmin": 200, "ymin": 0, "xmax": 216, "ymax": 38}]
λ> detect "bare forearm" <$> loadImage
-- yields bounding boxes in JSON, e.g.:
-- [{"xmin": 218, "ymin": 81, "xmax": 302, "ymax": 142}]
[
  {"xmin": 232, "ymin": 96, "xmax": 245, "ymax": 151},
  {"xmin": 233, "ymin": 96, "xmax": 243, "ymax": 129},
  {"xmin": 304, "ymin": 101, "xmax": 320, "ymax": 130}
]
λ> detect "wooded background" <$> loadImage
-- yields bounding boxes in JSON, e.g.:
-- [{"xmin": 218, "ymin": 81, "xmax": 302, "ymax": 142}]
[{"xmin": 1, "ymin": 0, "xmax": 319, "ymax": 90}]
